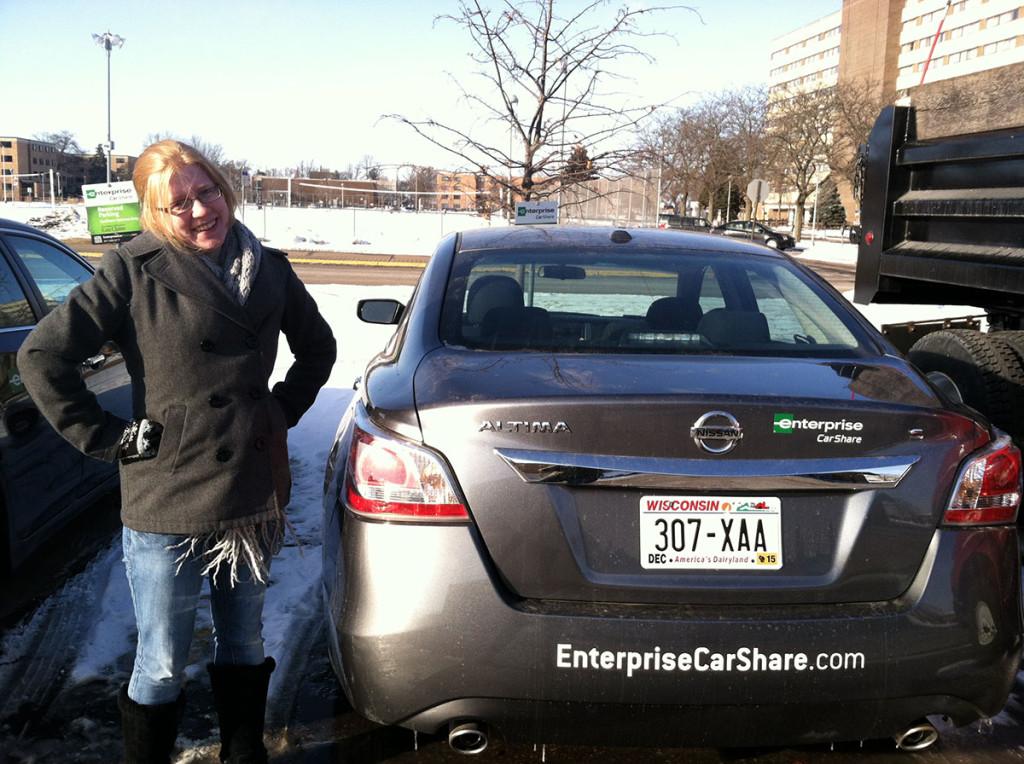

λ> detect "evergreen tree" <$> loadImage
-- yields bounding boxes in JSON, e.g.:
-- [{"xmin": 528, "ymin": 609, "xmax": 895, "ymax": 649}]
[{"xmin": 816, "ymin": 177, "xmax": 846, "ymax": 228}]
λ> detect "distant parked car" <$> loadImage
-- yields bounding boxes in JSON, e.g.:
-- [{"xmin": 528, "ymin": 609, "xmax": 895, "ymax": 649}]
[
  {"xmin": 713, "ymin": 219, "xmax": 796, "ymax": 250},
  {"xmin": 657, "ymin": 213, "xmax": 711, "ymax": 232},
  {"xmin": 321, "ymin": 225, "xmax": 1021, "ymax": 754},
  {"xmin": 0, "ymin": 218, "xmax": 131, "ymax": 571},
  {"xmin": 843, "ymin": 223, "xmax": 862, "ymax": 244}
]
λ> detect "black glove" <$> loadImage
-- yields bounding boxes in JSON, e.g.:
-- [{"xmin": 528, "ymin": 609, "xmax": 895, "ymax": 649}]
[{"xmin": 118, "ymin": 419, "xmax": 163, "ymax": 463}]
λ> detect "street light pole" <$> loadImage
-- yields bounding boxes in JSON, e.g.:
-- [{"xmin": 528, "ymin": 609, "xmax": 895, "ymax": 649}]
[
  {"xmin": 508, "ymin": 95, "xmax": 518, "ymax": 220},
  {"xmin": 810, "ymin": 165, "xmax": 821, "ymax": 245},
  {"xmin": 92, "ymin": 31, "xmax": 125, "ymax": 184}
]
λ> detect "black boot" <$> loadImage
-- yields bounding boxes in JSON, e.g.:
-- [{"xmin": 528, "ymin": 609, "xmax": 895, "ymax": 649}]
[
  {"xmin": 118, "ymin": 684, "xmax": 183, "ymax": 764},
  {"xmin": 207, "ymin": 657, "xmax": 276, "ymax": 764}
]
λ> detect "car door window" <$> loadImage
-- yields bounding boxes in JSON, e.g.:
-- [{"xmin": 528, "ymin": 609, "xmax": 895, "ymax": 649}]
[
  {"xmin": 0, "ymin": 251, "xmax": 35, "ymax": 328},
  {"xmin": 697, "ymin": 266, "xmax": 726, "ymax": 313},
  {"xmin": 6, "ymin": 235, "xmax": 91, "ymax": 312}
]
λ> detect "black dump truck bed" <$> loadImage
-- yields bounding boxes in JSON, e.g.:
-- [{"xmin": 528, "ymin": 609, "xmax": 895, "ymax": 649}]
[{"xmin": 855, "ymin": 105, "xmax": 1024, "ymax": 319}]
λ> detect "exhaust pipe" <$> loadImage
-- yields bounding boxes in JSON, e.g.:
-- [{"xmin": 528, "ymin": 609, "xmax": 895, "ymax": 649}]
[
  {"xmin": 448, "ymin": 720, "xmax": 489, "ymax": 755},
  {"xmin": 893, "ymin": 720, "xmax": 939, "ymax": 752}
]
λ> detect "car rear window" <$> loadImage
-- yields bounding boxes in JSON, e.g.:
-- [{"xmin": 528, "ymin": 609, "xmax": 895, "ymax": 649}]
[{"xmin": 439, "ymin": 248, "xmax": 872, "ymax": 357}]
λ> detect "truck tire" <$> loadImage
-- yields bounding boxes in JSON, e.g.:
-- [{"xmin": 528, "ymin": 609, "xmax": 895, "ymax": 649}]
[
  {"xmin": 993, "ymin": 330, "xmax": 1024, "ymax": 368},
  {"xmin": 907, "ymin": 329, "xmax": 1024, "ymax": 443}
]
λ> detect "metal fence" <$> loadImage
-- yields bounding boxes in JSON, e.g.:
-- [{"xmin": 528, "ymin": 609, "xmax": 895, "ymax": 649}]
[{"xmin": 559, "ymin": 174, "xmax": 661, "ymax": 228}]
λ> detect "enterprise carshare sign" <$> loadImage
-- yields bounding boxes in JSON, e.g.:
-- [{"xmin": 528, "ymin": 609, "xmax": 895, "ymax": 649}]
[
  {"xmin": 83, "ymin": 181, "xmax": 142, "ymax": 244},
  {"xmin": 514, "ymin": 200, "xmax": 559, "ymax": 225}
]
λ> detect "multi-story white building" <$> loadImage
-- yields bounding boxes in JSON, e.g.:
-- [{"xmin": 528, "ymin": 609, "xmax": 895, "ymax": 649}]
[
  {"xmin": 765, "ymin": 13, "xmax": 842, "ymax": 227},
  {"xmin": 769, "ymin": 11, "xmax": 842, "ymax": 97},
  {"xmin": 896, "ymin": 0, "xmax": 1024, "ymax": 91}
]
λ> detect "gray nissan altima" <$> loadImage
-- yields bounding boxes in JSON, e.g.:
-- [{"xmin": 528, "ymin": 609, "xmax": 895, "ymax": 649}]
[{"xmin": 322, "ymin": 226, "xmax": 1022, "ymax": 754}]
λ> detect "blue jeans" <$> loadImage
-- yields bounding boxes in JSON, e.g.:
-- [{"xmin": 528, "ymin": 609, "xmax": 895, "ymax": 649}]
[{"xmin": 122, "ymin": 527, "xmax": 270, "ymax": 705}]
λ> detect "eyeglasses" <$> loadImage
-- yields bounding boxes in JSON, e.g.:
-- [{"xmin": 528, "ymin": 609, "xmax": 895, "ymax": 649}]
[{"xmin": 161, "ymin": 185, "xmax": 223, "ymax": 216}]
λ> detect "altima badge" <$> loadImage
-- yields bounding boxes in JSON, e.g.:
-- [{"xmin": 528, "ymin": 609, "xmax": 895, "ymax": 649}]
[
  {"xmin": 479, "ymin": 420, "xmax": 571, "ymax": 434},
  {"xmin": 690, "ymin": 411, "xmax": 743, "ymax": 454}
]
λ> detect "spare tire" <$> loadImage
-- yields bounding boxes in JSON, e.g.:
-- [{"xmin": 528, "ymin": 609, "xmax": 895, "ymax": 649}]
[{"xmin": 907, "ymin": 329, "xmax": 1024, "ymax": 443}]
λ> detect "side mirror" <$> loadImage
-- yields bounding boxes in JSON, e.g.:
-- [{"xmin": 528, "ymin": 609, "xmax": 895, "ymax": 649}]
[{"xmin": 357, "ymin": 299, "xmax": 405, "ymax": 325}]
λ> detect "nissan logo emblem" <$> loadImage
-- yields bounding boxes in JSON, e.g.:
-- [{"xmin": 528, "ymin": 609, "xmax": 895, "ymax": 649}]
[{"xmin": 690, "ymin": 411, "xmax": 743, "ymax": 454}]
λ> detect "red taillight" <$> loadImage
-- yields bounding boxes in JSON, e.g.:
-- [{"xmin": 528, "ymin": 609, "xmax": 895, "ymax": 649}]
[
  {"xmin": 344, "ymin": 425, "xmax": 468, "ymax": 520},
  {"xmin": 944, "ymin": 436, "xmax": 1022, "ymax": 525},
  {"xmin": 864, "ymin": 231, "xmax": 875, "ymax": 246}
]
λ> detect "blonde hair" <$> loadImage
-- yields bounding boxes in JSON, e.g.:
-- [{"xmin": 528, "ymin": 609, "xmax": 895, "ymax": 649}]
[{"xmin": 133, "ymin": 140, "xmax": 237, "ymax": 251}]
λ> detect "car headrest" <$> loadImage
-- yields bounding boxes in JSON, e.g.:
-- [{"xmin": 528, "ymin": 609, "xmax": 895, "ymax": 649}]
[
  {"xmin": 466, "ymin": 275, "xmax": 524, "ymax": 324},
  {"xmin": 645, "ymin": 297, "xmax": 703, "ymax": 331},
  {"xmin": 697, "ymin": 308, "xmax": 770, "ymax": 348},
  {"xmin": 480, "ymin": 306, "xmax": 553, "ymax": 347}
]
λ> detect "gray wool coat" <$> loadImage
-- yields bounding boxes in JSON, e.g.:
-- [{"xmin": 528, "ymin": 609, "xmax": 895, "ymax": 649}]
[{"xmin": 17, "ymin": 228, "xmax": 337, "ymax": 534}]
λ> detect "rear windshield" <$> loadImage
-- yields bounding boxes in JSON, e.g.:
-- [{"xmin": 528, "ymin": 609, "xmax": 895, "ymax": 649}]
[{"xmin": 439, "ymin": 248, "xmax": 874, "ymax": 357}]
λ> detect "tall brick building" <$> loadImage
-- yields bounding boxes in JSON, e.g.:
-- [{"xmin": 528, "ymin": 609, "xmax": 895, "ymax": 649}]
[{"xmin": 770, "ymin": 0, "xmax": 1024, "ymax": 221}]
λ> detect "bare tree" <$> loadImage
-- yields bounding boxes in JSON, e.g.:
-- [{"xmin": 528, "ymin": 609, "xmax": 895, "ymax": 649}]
[
  {"xmin": 827, "ymin": 79, "xmax": 887, "ymax": 215},
  {"xmin": 295, "ymin": 159, "xmax": 327, "ymax": 178},
  {"xmin": 638, "ymin": 107, "xmax": 705, "ymax": 212},
  {"xmin": 34, "ymin": 130, "xmax": 84, "ymax": 197},
  {"xmin": 389, "ymin": 0, "xmax": 696, "ymax": 210},
  {"xmin": 397, "ymin": 166, "xmax": 438, "ymax": 208},
  {"xmin": 356, "ymin": 155, "xmax": 382, "ymax": 180},
  {"xmin": 637, "ymin": 87, "xmax": 767, "ymax": 220},
  {"xmin": 142, "ymin": 133, "xmax": 227, "ymax": 166},
  {"xmin": 718, "ymin": 87, "xmax": 769, "ymax": 217},
  {"xmin": 765, "ymin": 86, "xmax": 837, "ymax": 240}
]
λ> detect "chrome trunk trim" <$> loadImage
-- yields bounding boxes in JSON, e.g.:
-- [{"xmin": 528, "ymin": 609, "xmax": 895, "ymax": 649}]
[{"xmin": 495, "ymin": 448, "xmax": 918, "ymax": 491}]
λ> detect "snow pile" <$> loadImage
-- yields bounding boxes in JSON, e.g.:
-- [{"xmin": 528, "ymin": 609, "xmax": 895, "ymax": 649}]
[{"xmin": 1, "ymin": 202, "xmax": 89, "ymax": 239}]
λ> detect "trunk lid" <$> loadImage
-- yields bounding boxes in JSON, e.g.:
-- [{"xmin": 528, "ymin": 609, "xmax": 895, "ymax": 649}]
[{"xmin": 414, "ymin": 349, "xmax": 983, "ymax": 605}]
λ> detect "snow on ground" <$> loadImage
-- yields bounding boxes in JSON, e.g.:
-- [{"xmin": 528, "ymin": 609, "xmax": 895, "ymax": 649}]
[{"xmin": 0, "ymin": 200, "xmax": 506, "ymax": 255}]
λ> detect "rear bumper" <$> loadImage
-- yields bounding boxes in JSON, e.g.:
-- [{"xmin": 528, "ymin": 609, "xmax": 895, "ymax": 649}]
[{"xmin": 323, "ymin": 516, "xmax": 1022, "ymax": 747}]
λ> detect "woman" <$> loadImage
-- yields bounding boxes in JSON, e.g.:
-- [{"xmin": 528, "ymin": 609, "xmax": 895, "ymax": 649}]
[{"xmin": 18, "ymin": 141, "xmax": 336, "ymax": 763}]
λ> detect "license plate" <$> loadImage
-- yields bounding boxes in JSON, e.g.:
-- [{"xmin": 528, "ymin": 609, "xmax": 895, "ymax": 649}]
[{"xmin": 639, "ymin": 495, "xmax": 782, "ymax": 570}]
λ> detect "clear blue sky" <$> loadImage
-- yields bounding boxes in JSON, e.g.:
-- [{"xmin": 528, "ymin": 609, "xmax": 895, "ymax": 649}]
[{"xmin": 0, "ymin": 1, "xmax": 838, "ymax": 172}]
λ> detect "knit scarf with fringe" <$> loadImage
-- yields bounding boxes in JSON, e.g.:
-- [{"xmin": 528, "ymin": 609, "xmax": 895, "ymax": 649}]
[{"xmin": 179, "ymin": 221, "xmax": 285, "ymax": 586}]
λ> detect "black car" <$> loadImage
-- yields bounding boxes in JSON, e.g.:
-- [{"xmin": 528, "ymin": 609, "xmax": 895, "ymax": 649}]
[
  {"xmin": 0, "ymin": 218, "xmax": 131, "ymax": 571},
  {"xmin": 658, "ymin": 213, "xmax": 711, "ymax": 232},
  {"xmin": 322, "ymin": 225, "xmax": 1021, "ymax": 754},
  {"xmin": 713, "ymin": 219, "xmax": 796, "ymax": 250}
]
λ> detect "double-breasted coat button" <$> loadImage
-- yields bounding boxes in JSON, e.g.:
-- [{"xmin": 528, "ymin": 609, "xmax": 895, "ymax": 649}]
[
  {"xmin": 254, "ymin": 436, "xmax": 267, "ymax": 451},
  {"xmin": 249, "ymin": 388, "xmax": 264, "ymax": 400},
  {"xmin": 208, "ymin": 394, "xmax": 229, "ymax": 408},
  {"xmin": 200, "ymin": 339, "xmax": 215, "ymax": 352},
  {"xmin": 245, "ymin": 335, "xmax": 259, "ymax": 349},
  {"xmin": 216, "ymin": 448, "xmax": 233, "ymax": 462}
]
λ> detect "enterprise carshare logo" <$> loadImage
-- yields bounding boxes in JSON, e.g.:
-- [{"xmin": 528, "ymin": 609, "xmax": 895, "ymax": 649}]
[
  {"xmin": 773, "ymin": 413, "xmax": 864, "ymax": 435},
  {"xmin": 556, "ymin": 643, "xmax": 866, "ymax": 678}
]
